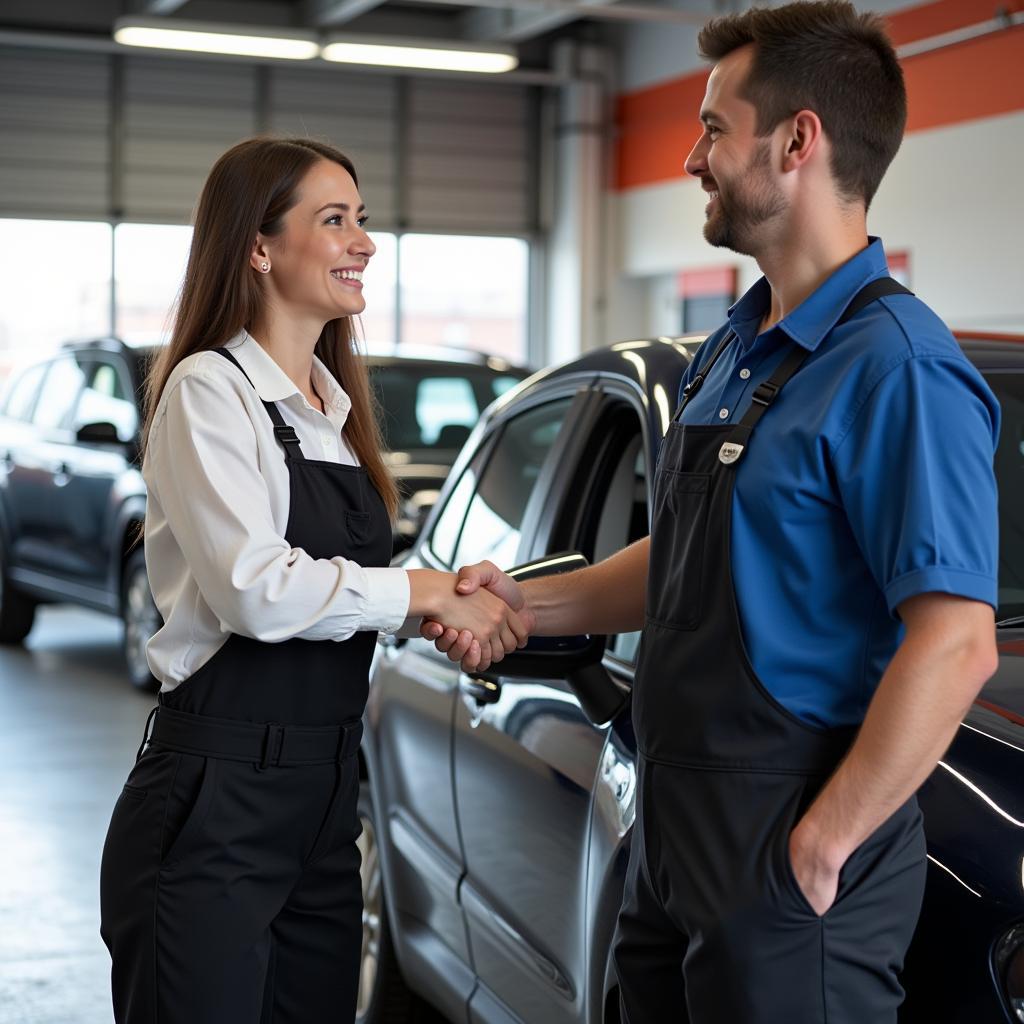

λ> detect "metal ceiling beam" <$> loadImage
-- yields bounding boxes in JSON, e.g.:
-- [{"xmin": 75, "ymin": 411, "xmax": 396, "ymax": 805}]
[
  {"xmin": 303, "ymin": 0, "xmax": 390, "ymax": 26},
  {"xmin": 463, "ymin": 0, "xmax": 711, "ymax": 43},
  {"xmin": 133, "ymin": 0, "xmax": 191, "ymax": 13}
]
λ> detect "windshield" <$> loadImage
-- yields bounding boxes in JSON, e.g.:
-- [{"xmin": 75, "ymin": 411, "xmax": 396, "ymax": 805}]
[
  {"xmin": 371, "ymin": 364, "xmax": 524, "ymax": 452},
  {"xmin": 988, "ymin": 371, "xmax": 1024, "ymax": 622}
]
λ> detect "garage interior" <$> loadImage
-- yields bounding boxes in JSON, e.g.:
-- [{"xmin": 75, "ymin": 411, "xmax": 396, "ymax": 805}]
[{"xmin": 1, "ymin": 0, "xmax": 1023, "ymax": 1021}]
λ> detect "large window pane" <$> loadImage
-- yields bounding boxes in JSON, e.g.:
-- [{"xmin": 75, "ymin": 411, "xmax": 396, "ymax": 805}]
[
  {"xmin": 114, "ymin": 224, "xmax": 193, "ymax": 346},
  {"xmin": 0, "ymin": 219, "xmax": 112, "ymax": 385},
  {"xmin": 358, "ymin": 232, "xmax": 397, "ymax": 350},
  {"xmin": 399, "ymin": 234, "xmax": 528, "ymax": 364}
]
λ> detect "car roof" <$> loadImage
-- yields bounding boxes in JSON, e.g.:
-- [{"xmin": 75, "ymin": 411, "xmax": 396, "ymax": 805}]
[{"xmin": 365, "ymin": 354, "xmax": 529, "ymax": 377}]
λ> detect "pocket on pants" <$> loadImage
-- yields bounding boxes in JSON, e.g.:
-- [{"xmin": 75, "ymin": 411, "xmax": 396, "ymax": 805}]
[
  {"xmin": 161, "ymin": 754, "xmax": 219, "ymax": 867},
  {"xmin": 646, "ymin": 470, "xmax": 710, "ymax": 631}
]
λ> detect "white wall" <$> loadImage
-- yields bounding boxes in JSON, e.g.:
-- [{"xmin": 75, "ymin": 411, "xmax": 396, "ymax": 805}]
[{"xmin": 608, "ymin": 109, "xmax": 1024, "ymax": 340}]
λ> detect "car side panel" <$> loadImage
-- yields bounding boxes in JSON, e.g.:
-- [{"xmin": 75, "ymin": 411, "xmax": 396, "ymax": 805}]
[{"xmin": 365, "ymin": 628, "xmax": 474, "ymax": 997}]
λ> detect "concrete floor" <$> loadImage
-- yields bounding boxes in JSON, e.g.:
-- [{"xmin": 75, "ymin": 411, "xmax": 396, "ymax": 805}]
[
  {"xmin": 0, "ymin": 605, "xmax": 153, "ymax": 1023},
  {"xmin": 0, "ymin": 606, "xmax": 454, "ymax": 1024}
]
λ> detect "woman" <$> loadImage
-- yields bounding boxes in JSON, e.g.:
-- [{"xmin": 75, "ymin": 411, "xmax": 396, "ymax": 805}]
[{"xmin": 99, "ymin": 137, "xmax": 527, "ymax": 1024}]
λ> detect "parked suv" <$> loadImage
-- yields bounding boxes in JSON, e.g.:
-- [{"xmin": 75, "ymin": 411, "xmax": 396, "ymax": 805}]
[
  {"xmin": 0, "ymin": 339, "xmax": 156, "ymax": 687},
  {"xmin": 0, "ymin": 339, "xmax": 527, "ymax": 690},
  {"xmin": 359, "ymin": 333, "xmax": 1024, "ymax": 1024}
]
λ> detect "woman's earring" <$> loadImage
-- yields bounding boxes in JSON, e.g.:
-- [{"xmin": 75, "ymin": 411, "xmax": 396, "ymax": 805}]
[{"xmin": 260, "ymin": 262, "xmax": 270, "ymax": 273}]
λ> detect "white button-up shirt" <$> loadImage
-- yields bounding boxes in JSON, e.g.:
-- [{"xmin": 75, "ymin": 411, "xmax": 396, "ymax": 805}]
[{"xmin": 144, "ymin": 330, "xmax": 411, "ymax": 690}]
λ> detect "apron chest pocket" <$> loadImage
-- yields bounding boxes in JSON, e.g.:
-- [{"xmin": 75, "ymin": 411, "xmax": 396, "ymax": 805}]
[{"xmin": 646, "ymin": 470, "xmax": 710, "ymax": 631}]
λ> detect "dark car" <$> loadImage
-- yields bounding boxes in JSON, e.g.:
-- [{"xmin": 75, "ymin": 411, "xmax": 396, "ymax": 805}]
[
  {"xmin": 368, "ymin": 354, "xmax": 529, "ymax": 549},
  {"xmin": 358, "ymin": 333, "xmax": 1024, "ymax": 1024},
  {"xmin": 0, "ymin": 338, "xmax": 156, "ymax": 686},
  {"xmin": 0, "ymin": 339, "xmax": 528, "ymax": 690}
]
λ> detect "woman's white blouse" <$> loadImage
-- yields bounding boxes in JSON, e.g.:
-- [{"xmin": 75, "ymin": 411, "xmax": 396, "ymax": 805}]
[{"xmin": 143, "ymin": 330, "xmax": 411, "ymax": 690}]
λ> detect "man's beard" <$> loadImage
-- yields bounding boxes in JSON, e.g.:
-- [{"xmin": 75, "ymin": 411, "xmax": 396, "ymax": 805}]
[{"xmin": 703, "ymin": 141, "xmax": 785, "ymax": 256}]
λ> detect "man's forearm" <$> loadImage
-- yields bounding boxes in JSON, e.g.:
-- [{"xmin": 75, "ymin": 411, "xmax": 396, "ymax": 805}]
[
  {"xmin": 794, "ymin": 594, "xmax": 997, "ymax": 875},
  {"xmin": 523, "ymin": 536, "xmax": 649, "ymax": 637}
]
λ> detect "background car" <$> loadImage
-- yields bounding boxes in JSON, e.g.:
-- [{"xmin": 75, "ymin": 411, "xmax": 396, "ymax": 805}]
[
  {"xmin": 359, "ymin": 332, "xmax": 1024, "ymax": 1023},
  {"xmin": 0, "ymin": 338, "xmax": 527, "ymax": 690},
  {"xmin": 368, "ymin": 352, "xmax": 529, "ymax": 550}
]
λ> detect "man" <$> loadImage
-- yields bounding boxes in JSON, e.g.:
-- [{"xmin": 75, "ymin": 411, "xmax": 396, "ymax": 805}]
[{"xmin": 424, "ymin": 2, "xmax": 1000, "ymax": 1021}]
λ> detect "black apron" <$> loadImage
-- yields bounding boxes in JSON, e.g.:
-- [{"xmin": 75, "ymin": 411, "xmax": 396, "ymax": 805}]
[
  {"xmin": 100, "ymin": 347, "xmax": 393, "ymax": 1024},
  {"xmin": 613, "ymin": 279, "xmax": 928, "ymax": 1023}
]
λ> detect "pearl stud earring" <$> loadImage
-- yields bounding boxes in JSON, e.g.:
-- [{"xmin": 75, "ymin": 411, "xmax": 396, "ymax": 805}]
[{"xmin": 260, "ymin": 262, "xmax": 270, "ymax": 272}]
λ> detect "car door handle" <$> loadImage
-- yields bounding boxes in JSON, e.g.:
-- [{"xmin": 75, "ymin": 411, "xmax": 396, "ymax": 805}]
[{"xmin": 459, "ymin": 674, "xmax": 502, "ymax": 705}]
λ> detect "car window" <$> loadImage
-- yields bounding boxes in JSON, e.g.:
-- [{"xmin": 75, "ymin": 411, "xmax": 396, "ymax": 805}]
[
  {"xmin": 987, "ymin": 370, "xmax": 1024, "ymax": 621},
  {"xmin": 428, "ymin": 450, "xmax": 486, "ymax": 569},
  {"xmin": 31, "ymin": 356, "xmax": 86, "ymax": 432},
  {"xmin": 452, "ymin": 399, "xmax": 572, "ymax": 570},
  {"xmin": 417, "ymin": 377, "xmax": 477, "ymax": 446},
  {"xmin": 73, "ymin": 360, "xmax": 139, "ymax": 441},
  {"xmin": 373, "ymin": 365, "xmax": 524, "ymax": 452},
  {"xmin": 492, "ymin": 375, "xmax": 521, "ymax": 399},
  {"xmin": 1, "ymin": 362, "xmax": 47, "ymax": 421}
]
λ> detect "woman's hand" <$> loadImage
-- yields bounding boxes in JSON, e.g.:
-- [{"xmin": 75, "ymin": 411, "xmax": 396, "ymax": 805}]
[
  {"xmin": 407, "ymin": 568, "xmax": 531, "ymax": 671},
  {"xmin": 421, "ymin": 562, "xmax": 534, "ymax": 671}
]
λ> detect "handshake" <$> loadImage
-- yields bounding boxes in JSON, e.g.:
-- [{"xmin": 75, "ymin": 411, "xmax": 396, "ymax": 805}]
[{"xmin": 411, "ymin": 561, "xmax": 533, "ymax": 672}]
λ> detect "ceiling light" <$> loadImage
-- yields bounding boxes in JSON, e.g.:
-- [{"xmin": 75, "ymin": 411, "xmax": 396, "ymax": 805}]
[
  {"xmin": 322, "ymin": 36, "xmax": 517, "ymax": 74},
  {"xmin": 113, "ymin": 17, "xmax": 319, "ymax": 61}
]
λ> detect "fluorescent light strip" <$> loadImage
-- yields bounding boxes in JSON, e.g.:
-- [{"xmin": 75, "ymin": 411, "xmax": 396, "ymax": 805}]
[
  {"xmin": 322, "ymin": 41, "xmax": 517, "ymax": 74},
  {"xmin": 114, "ymin": 24, "xmax": 319, "ymax": 61}
]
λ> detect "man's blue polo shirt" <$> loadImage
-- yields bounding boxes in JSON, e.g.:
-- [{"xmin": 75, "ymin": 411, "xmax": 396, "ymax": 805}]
[{"xmin": 677, "ymin": 238, "xmax": 1000, "ymax": 728}]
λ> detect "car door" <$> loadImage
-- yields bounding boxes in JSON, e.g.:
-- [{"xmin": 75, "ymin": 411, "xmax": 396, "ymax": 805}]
[
  {"xmin": 63, "ymin": 354, "xmax": 141, "ymax": 593},
  {"xmin": 0, "ymin": 360, "xmax": 48, "ymax": 567},
  {"xmin": 367, "ymin": 431, "xmax": 504, "ymax": 1024},
  {"xmin": 4, "ymin": 353, "xmax": 88, "ymax": 581},
  {"xmin": 451, "ymin": 387, "xmax": 645, "ymax": 1024}
]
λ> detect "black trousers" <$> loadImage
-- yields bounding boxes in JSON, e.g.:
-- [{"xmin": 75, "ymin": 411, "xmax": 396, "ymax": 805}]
[
  {"xmin": 100, "ymin": 745, "xmax": 362, "ymax": 1024},
  {"xmin": 613, "ymin": 760, "xmax": 927, "ymax": 1024}
]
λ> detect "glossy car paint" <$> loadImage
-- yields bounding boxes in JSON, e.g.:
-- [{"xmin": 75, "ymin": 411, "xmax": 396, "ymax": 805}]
[{"xmin": 365, "ymin": 335, "xmax": 1024, "ymax": 1024}]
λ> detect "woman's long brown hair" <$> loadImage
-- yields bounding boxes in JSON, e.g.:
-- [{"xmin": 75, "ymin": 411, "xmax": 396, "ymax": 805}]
[{"xmin": 142, "ymin": 136, "xmax": 398, "ymax": 520}]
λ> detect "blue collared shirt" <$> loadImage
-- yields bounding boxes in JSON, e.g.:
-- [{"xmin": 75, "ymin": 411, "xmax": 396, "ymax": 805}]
[{"xmin": 678, "ymin": 238, "xmax": 1000, "ymax": 728}]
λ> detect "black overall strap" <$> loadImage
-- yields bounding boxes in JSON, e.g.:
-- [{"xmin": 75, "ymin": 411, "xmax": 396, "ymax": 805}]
[
  {"xmin": 673, "ymin": 331, "xmax": 735, "ymax": 421},
  {"xmin": 716, "ymin": 277, "xmax": 913, "ymax": 466},
  {"xmin": 214, "ymin": 347, "xmax": 306, "ymax": 461}
]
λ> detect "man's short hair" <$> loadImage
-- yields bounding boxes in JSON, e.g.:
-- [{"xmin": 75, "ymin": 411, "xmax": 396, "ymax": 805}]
[{"xmin": 698, "ymin": 0, "xmax": 906, "ymax": 208}]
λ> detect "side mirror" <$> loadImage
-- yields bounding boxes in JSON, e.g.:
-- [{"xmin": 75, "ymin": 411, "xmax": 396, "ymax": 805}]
[
  {"xmin": 478, "ymin": 551, "xmax": 628, "ymax": 726},
  {"xmin": 76, "ymin": 421, "xmax": 122, "ymax": 445}
]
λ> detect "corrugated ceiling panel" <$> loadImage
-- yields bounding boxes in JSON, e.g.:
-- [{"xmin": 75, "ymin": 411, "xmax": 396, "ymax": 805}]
[
  {"xmin": 406, "ymin": 79, "xmax": 532, "ymax": 234},
  {"xmin": 268, "ymin": 68, "xmax": 398, "ymax": 226},
  {"xmin": 0, "ymin": 50, "xmax": 535, "ymax": 235},
  {"xmin": 121, "ymin": 56, "xmax": 257, "ymax": 221},
  {"xmin": 0, "ymin": 48, "xmax": 111, "ymax": 218}
]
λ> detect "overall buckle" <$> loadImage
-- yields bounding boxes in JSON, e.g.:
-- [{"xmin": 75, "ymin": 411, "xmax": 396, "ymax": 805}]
[
  {"xmin": 273, "ymin": 424, "xmax": 301, "ymax": 446},
  {"xmin": 259, "ymin": 723, "xmax": 285, "ymax": 769},
  {"xmin": 751, "ymin": 381, "xmax": 780, "ymax": 407}
]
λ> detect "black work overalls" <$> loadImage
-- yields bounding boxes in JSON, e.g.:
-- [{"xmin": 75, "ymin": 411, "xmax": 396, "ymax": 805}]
[
  {"xmin": 100, "ymin": 348, "xmax": 393, "ymax": 1024},
  {"xmin": 613, "ymin": 279, "xmax": 928, "ymax": 1023}
]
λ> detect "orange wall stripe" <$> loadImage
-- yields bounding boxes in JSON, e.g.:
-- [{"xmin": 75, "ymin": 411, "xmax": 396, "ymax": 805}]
[
  {"xmin": 615, "ymin": 0, "xmax": 1024, "ymax": 191},
  {"xmin": 904, "ymin": 23, "xmax": 1024, "ymax": 132},
  {"xmin": 616, "ymin": 72, "xmax": 708, "ymax": 192},
  {"xmin": 886, "ymin": 0, "xmax": 1021, "ymax": 46}
]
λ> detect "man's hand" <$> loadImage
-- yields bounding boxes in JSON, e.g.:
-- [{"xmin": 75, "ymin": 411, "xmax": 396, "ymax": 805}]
[
  {"xmin": 420, "ymin": 561, "xmax": 534, "ymax": 672},
  {"xmin": 787, "ymin": 819, "xmax": 843, "ymax": 917}
]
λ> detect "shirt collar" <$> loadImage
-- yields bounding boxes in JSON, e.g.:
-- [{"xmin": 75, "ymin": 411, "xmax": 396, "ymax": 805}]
[
  {"xmin": 727, "ymin": 237, "xmax": 890, "ymax": 353},
  {"xmin": 223, "ymin": 330, "xmax": 352, "ymax": 420}
]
